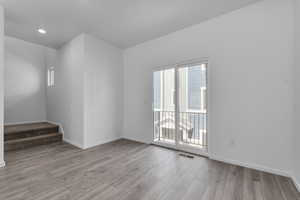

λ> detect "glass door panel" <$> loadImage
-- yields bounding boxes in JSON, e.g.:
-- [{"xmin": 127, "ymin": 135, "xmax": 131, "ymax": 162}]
[
  {"xmin": 153, "ymin": 68, "xmax": 176, "ymax": 144},
  {"xmin": 178, "ymin": 63, "xmax": 207, "ymax": 151}
]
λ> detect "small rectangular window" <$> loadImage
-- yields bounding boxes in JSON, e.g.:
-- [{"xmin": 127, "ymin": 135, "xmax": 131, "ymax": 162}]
[{"xmin": 47, "ymin": 68, "xmax": 55, "ymax": 87}]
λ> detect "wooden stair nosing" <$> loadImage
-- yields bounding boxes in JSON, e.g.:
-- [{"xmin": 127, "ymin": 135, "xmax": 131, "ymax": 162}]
[
  {"xmin": 4, "ymin": 127, "xmax": 59, "ymax": 141},
  {"xmin": 5, "ymin": 133, "xmax": 62, "ymax": 144},
  {"xmin": 4, "ymin": 122, "xmax": 59, "ymax": 135},
  {"xmin": 4, "ymin": 133, "xmax": 62, "ymax": 151}
]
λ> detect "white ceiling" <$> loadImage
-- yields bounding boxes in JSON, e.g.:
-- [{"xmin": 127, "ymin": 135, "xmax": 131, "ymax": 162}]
[{"xmin": 0, "ymin": 0, "xmax": 260, "ymax": 49}]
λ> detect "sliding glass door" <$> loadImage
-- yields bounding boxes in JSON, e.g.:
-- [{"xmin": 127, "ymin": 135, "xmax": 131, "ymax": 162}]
[
  {"xmin": 153, "ymin": 61, "xmax": 208, "ymax": 155},
  {"xmin": 177, "ymin": 63, "xmax": 207, "ymax": 153},
  {"xmin": 153, "ymin": 68, "xmax": 176, "ymax": 144}
]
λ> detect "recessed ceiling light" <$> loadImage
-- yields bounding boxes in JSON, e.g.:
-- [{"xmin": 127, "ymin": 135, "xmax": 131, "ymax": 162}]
[{"xmin": 37, "ymin": 28, "xmax": 47, "ymax": 34}]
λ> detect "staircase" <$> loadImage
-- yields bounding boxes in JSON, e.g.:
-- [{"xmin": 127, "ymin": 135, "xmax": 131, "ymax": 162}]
[{"xmin": 4, "ymin": 122, "xmax": 62, "ymax": 151}]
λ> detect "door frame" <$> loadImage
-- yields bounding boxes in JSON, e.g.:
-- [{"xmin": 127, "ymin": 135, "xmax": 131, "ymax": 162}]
[{"xmin": 152, "ymin": 58, "xmax": 210, "ymax": 157}]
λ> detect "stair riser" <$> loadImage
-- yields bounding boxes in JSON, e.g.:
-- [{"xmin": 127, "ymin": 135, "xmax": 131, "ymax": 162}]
[
  {"xmin": 4, "ymin": 127, "xmax": 59, "ymax": 141},
  {"xmin": 5, "ymin": 134, "xmax": 62, "ymax": 152}
]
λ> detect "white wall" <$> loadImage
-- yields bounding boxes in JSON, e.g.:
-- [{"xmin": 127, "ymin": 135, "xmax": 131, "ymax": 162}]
[
  {"xmin": 294, "ymin": 0, "xmax": 300, "ymax": 190},
  {"xmin": 123, "ymin": 0, "xmax": 295, "ymax": 175},
  {"xmin": 45, "ymin": 46, "xmax": 58, "ymax": 122},
  {"xmin": 83, "ymin": 35, "xmax": 123, "ymax": 148},
  {"xmin": 47, "ymin": 34, "xmax": 85, "ymax": 148},
  {"xmin": 0, "ymin": 5, "xmax": 4, "ymax": 167},
  {"xmin": 4, "ymin": 36, "xmax": 56, "ymax": 124},
  {"xmin": 47, "ymin": 34, "xmax": 123, "ymax": 149}
]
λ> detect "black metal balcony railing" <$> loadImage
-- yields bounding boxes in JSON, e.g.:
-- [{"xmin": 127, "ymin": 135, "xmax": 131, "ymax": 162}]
[{"xmin": 153, "ymin": 111, "xmax": 207, "ymax": 148}]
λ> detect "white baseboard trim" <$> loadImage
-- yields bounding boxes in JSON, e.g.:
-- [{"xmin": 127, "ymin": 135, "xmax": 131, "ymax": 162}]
[
  {"xmin": 0, "ymin": 161, "xmax": 5, "ymax": 168},
  {"xmin": 209, "ymin": 154, "xmax": 291, "ymax": 177},
  {"xmin": 121, "ymin": 136, "xmax": 151, "ymax": 144},
  {"xmin": 63, "ymin": 138, "xmax": 84, "ymax": 149},
  {"xmin": 291, "ymin": 175, "xmax": 300, "ymax": 193},
  {"xmin": 122, "ymin": 137, "xmax": 300, "ymax": 193},
  {"xmin": 64, "ymin": 137, "xmax": 121, "ymax": 150},
  {"xmin": 122, "ymin": 138, "xmax": 292, "ymax": 178},
  {"xmin": 84, "ymin": 137, "xmax": 121, "ymax": 149}
]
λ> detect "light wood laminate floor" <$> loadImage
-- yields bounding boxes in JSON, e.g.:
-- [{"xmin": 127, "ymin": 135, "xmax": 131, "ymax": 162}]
[{"xmin": 1, "ymin": 139, "xmax": 299, "ymax": 200}]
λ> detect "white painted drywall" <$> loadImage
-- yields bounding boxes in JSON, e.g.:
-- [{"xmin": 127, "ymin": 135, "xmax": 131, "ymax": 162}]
[
  {"xmin": 4, "ymin": 36, "xmax": 56, "ymax": 124},
  {"xmin": 45, "ymin": 46, "xmax": 58, "ymax": 122},
  {"xmin": 47, "ymin": 34, "xmax": 85, "ymax": 148},
  {"xmin": 47, "ymin": 34, "xmax": 123, "ymax": 148},
  {"xmin": 123, "ymin": 0, "xmax": 294, "ymax": 175},
  {"xmin": 294, "ymin": 0, "xmax": 300, "ymax": 189},
  {"xmin": 83, "ymin": 34, "xmax": 123, "ymax": 148},
  {"xmin": 0, "ymin": 5, "xmax": 4, "ymax": 167}
]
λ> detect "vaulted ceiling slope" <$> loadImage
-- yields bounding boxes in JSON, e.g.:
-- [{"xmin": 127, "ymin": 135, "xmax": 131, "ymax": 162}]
[{"xmin": 0, "ymin": 0, "xmax": 260, "ymax": 49}]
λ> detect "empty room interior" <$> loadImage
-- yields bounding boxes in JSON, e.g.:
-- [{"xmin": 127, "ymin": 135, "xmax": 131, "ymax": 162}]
[{"xmin": 0, "ymin": 0, "xmax": 300, "ymax": 199}]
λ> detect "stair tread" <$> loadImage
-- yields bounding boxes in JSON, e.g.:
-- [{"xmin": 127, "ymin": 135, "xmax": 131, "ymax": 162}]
[
  {"xmin": 5, "ymin": 133, "xmax": 62, "ymax": 144},
  {"xmin": 4, "ymin": 122, "xmax": 58, "ymax": 135}
]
